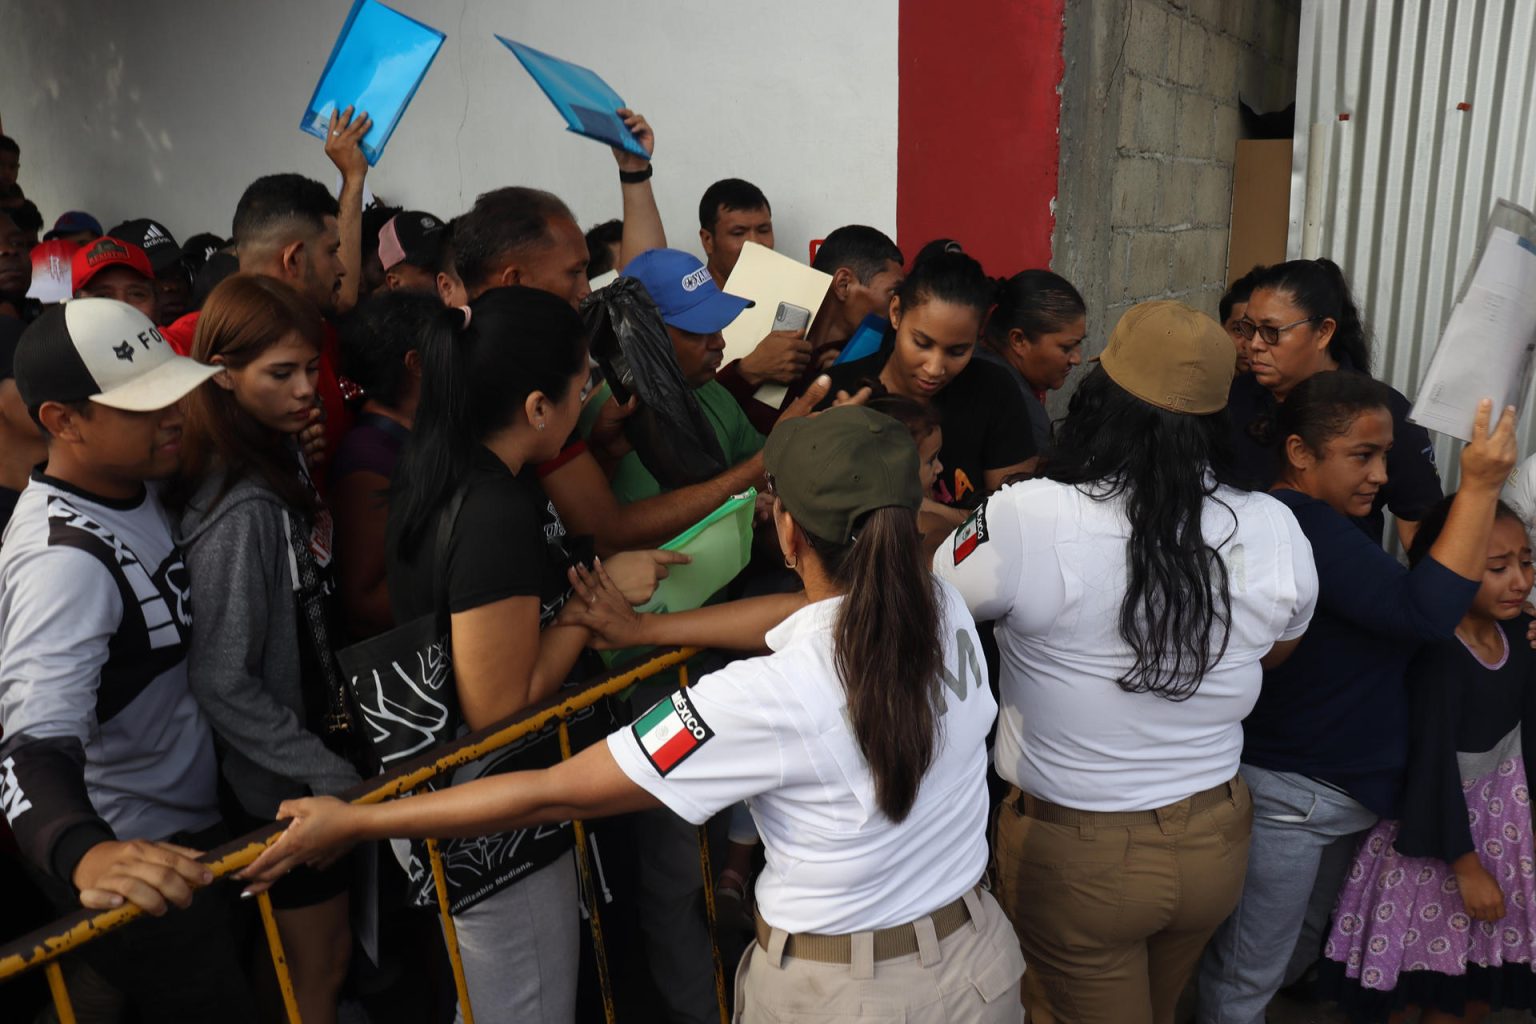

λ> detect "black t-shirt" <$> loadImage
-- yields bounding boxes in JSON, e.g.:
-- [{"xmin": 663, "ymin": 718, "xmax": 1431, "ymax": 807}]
[
  {"xmin": 383, "ymin": 445, "xmax": 603, "ymax": 913},
  {"xmin": 388, "ymin": 445, "xmax": 580, "ymax": 624},
  {"xmin": 1227, "ymin": 369, "xmax": 1442, "ymax": 545},
  {"xmin": 822, "ymin": 349, "xmax": 1037, "ymax": 509}
]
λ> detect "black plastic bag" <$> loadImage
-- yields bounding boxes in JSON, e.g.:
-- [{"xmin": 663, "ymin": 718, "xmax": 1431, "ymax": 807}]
[{"xmin": 580, "ymin": 277, "xmax": 728, "ymax": 489}]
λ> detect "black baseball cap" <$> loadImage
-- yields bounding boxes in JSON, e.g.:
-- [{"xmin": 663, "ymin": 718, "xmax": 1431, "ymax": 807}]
[
  {"xmin": 378, "ymin": 211, "xmax": 445, "ymax": 271},
  {"xmin": 181, "ymin": 232, "xmax": 227, "ymax": 274},
  {"xmin": 107, "ymin": 218, "xmax": 182, "ymax": 275},
  {"xmin": 763, "ymin": 405, "xmax": 923, "ymax": 545},
  {"xmin": 15, "ymin": 299, "xmax": 218, "ymax": 411}
]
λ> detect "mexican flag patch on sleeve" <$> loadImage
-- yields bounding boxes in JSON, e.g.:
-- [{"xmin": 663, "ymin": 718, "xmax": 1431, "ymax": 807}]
[
  {"xmin": 633, "ymin": 691, "xmax": 714, "ymax": 776},
  {"xmin": 953, "ymin": 502, "xmax": 989, "ymax": 564}
]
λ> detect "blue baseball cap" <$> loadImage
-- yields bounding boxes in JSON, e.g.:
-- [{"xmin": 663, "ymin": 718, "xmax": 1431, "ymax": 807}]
[
  {"xmin": 622, "ymin": 248, "xmax": 753, "ymax": 334},
  {"xmin": 44, "ymin": 210, "xmax": 103, "ymax": 241}
]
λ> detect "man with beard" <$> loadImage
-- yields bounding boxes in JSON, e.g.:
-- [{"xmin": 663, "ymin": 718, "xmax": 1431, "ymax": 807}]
[{"xmin": 160, "ymin": 108, "xmax": 372, "ymax": 476}]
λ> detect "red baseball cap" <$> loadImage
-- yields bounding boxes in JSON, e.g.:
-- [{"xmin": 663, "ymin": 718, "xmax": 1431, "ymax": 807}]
[{"xmin": 72, "ymin": 236, "xmax": 154, "ymax": 291}]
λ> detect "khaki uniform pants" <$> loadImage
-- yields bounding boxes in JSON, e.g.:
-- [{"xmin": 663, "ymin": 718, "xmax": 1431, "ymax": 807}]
[
  {"xmin": 735, "ymin": 887, "xmax": 1025, "ymax": 1023},
  {"xmin": 992, "ymin": 777, "xmax": 1253, "ymax": 1024}
]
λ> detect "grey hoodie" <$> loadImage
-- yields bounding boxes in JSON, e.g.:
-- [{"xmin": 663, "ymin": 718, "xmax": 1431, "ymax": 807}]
[{"xmin": 178, "ymin": 474, "xmax": 360, "ymax": 819}]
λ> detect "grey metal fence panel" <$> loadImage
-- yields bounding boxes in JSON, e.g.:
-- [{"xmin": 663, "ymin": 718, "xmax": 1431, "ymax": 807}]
[{"xmin": 1290, "ymin": 0, "xmax": 1536, "ymax": 487}]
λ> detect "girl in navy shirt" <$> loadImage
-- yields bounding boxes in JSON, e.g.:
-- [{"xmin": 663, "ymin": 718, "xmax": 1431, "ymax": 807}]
[{"xmin": 1199, "ymin": 372, "xmax": 1517, "ymax": 1024}]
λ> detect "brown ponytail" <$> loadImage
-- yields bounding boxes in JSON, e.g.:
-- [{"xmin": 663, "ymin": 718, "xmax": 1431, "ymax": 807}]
[{"xmin": 813, "ymin": 506, "xmax": 944, "ymax": 822}]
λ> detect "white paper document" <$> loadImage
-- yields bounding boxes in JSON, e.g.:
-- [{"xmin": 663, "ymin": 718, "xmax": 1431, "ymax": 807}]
[{"xmin": 1411, "ymin": 201, "xmax": 1536, "ymax": 442}]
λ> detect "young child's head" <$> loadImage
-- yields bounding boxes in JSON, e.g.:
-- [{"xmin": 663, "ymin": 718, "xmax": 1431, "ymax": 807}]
[
  {"xmin": 866, "ymin": 393, "xmax": 943, "ymax": 498},
  {"xmin": 1409, "ymin": 495, "xmax": 1534, "ymax": 622}
]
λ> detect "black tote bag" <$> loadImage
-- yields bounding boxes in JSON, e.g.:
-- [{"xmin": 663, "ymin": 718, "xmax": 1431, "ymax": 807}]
[{"xmin": 336, "ymin": 490, "xmax": 466, "ymax": 767}]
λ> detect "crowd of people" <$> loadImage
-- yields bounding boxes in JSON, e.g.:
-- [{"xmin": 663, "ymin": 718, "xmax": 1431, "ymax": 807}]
[{"xmin": 1, "ymin": 99, "xmax": 1535, "ymax": 1024}]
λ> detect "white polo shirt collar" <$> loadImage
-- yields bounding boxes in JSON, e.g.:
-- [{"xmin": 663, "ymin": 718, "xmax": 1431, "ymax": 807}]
[{"xmin": 764, "ymin": 594, "xmax": 843, "ymax": 652}]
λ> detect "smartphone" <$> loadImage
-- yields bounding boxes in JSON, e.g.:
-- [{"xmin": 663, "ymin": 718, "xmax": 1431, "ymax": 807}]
[{"xmin": 772, "ymin": 301, "xmax": 812, "ymax": 335}]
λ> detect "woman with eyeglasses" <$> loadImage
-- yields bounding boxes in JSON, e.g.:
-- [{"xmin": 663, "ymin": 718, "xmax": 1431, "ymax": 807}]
[{"xmin": 1226, "ymin": 259, "xmax": 1442, "ymax": 548}]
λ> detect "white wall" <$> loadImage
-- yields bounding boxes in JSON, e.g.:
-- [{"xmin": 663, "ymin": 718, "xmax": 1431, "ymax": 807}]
[{"xmin": 0, "ymin": 0, "xmax": 898, "ymax": 264}]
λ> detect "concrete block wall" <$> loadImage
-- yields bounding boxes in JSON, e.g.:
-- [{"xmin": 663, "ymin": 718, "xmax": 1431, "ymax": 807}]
[{"xmin": 1052, "ymin": 0, "xmax": 1299, "ymax": 403}]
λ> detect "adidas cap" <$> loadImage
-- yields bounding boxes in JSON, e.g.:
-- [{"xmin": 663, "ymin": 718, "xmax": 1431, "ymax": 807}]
[{"xmin": 107, "ymin": 218, "xmax": 182, "ymax": 275}]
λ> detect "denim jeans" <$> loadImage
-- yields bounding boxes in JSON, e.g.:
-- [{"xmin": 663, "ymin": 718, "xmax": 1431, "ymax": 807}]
[{"xmin": 1196, "ymin": 765, "xmax": 1379, "ymax": 1024}]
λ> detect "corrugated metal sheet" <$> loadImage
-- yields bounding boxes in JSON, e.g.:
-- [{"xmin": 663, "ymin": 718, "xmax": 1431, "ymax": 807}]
[{"xmin": 1289, "ymin": 0, "xmax": 1536, "ymax": 479}]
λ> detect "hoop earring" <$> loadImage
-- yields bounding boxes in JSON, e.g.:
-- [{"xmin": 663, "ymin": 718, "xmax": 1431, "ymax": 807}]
[{"xmin": 784, "ymin": 554, "xmax": 797, "ymax": 570}]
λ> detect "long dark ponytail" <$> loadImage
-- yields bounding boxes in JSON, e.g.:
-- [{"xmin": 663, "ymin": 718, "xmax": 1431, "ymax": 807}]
[
  {"xmin": 1251, "ymin": 258, "xmax": 1371, "ymax": 372},
  {"xmin": 1048, "ymin": 366, "xmax": 1238, "ymax": 700},
  {"xmin": 392, "ymin": 286, "xmax": 588, "ymax": 557},
  {"xmin": 810, "ymin": 506, "xmax": 942, "ymax": 822}
]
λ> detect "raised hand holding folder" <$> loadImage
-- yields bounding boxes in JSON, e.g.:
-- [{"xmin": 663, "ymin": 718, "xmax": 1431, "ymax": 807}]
[
  {"xmin": 496, "ymin": 36, "xmax": 651, "ymax": 159},
  {"xmin": 300, "ymin": 0, "xmax": 446, "ymax": 166}
]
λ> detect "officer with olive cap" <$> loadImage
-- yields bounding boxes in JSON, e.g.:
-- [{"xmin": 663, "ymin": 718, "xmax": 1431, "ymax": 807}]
[{"xmin": 239, "ymin": 405, "xmax": 1025, "ymax": 1024}]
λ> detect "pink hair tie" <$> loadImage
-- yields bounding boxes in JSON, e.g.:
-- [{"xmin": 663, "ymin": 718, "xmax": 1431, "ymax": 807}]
[{"xmin": 459, "ymin": 305, "xmax": 472, "ymax": 328}]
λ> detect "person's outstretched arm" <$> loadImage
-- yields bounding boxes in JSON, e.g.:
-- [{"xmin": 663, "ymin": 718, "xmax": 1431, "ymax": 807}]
[{"xmin": 238, "ymin": 742, "xmax": 656, "ymax": 889}]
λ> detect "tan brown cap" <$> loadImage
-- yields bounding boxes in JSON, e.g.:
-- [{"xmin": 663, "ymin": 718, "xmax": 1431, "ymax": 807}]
[{"xmin": 1097, "ymin": 299, "xmax": 1235, "ymax": 414}]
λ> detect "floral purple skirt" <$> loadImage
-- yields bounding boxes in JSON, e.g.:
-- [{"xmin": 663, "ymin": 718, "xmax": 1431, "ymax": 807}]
[{"xmin": 1324, "ymin": 756, "xmax": 1536, "ymax": 992}]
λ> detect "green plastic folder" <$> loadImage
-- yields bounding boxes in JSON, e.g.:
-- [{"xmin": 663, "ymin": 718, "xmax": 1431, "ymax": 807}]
[{"xmin": 601, "ymin": 488, "xmax": 756, "ymax": 667}]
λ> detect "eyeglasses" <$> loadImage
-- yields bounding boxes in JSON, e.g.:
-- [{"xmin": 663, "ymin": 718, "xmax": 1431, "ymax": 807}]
[{"xmin": 1232, "ymin": 315, "xmax": 1323, "ymax": 346}]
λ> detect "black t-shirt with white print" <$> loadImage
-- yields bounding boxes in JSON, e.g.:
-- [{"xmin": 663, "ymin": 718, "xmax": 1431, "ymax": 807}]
[
  {"xmin": 821, "ymin": 345, "xmax": 1037, "ymax": 510},
  {"xmin": 385, "ymin": 445, "xmax": 607, "ymax": 913}
]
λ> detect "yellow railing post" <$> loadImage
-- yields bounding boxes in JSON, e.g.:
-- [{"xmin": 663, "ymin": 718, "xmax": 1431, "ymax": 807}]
[
  {"xmin": 44, "ymin": 961, "xmax": 77, "ymax": 1024},
  {"xmin": 560, "ymin": 719, "xmax": 618, "ymax": 1024},
  {"xmin": 256, "ymin": 891, "xmax": 303, "ymax": 1022},
  {"xmin": 426, "ymin": 837, "xmax": 475, "ymax": 1024},
  {"xmin": 678, "ymin": 664, "xmax": 731, "ymax": 1024}
]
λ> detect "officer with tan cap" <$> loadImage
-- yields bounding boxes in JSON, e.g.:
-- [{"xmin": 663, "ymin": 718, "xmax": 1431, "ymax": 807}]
[
  {"xmin": 240, "ymin": 405, "xmax": 1025, "ymax": 1023},
  {"xmin": 935, "ymin": 300, "xmax": 1319, "ymax": 1024}
]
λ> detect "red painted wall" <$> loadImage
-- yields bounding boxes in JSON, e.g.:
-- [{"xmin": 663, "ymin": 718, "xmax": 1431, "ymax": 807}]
[{"xmin": 897, "ymin": 0, "xmax": 1065, "ymax": 275}]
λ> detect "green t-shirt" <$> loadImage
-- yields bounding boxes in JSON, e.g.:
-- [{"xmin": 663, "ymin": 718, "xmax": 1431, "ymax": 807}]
[{"xmin": 579, "ymin": 379, "xmax": 765, "ymax": 504}]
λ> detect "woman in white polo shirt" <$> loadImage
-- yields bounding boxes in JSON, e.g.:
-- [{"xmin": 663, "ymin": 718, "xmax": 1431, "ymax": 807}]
[
  {"xmin": 935, "ymin": 300, "xmax": 1320, "ymax": 1024},
  {"xmin": 239, "ymin": 405, "xmax": 1025, "ymax": 1023}
]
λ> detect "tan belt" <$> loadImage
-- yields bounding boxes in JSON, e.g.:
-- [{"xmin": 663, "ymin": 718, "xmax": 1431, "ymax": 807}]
[
  {"xmin": 754, "ymin": 887, "xmax": 976, "ymax": 964},
  {"xmin": 1009, "ymin": 777, "xmax": 1239, "ymax": 828}
]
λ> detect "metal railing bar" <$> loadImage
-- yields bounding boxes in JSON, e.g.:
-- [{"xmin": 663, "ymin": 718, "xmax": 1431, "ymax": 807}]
[{"xmin": 0, "ymin": 647, "xmax": 698, "ymax": 981}]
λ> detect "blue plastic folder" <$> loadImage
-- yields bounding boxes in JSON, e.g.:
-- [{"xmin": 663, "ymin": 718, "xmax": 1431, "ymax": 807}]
[
  {"xmin": 833, "ymin": 314, "xmax": 891, "ymax": 366},
  {"xmin": 301, "ymin": 0, "xmax": 445, "ymax": 166},
  {"xmin": 496, "ymin": 37, "xmax": 650, "ymax": 159}
]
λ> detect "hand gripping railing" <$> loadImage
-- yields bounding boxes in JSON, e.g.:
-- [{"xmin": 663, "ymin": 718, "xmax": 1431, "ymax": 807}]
[{"xmin": 0, "ymin": 646, "xmax": 732, "ymax": 1024}]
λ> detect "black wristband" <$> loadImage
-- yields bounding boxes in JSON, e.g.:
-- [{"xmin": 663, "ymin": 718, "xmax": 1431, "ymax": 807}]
[{"xmin": 619, "ymin": 165, "xmax": 653, "ymax": 184}]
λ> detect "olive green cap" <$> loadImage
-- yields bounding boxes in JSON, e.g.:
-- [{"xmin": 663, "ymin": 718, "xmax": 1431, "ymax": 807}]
[{"xmin": 763, "ymin": 406, "xmax": 924, "ymax": 545}]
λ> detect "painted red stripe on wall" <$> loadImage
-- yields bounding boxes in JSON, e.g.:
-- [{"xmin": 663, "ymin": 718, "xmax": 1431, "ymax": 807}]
[{"xmin": 897, "ymin": 0, "xmax": 1065, "ymax": 276}]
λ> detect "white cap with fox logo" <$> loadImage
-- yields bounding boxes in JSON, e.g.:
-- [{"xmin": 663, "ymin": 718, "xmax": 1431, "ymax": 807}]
[{"xmin": 14, "ymin": 298, "xmax": 219, "ymax": 412}]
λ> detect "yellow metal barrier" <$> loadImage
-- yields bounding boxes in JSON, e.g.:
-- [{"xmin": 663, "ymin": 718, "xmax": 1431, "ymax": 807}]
[{"xmin": 0, "ymin": 646, "xmax": 713, "ymax": 1024}]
